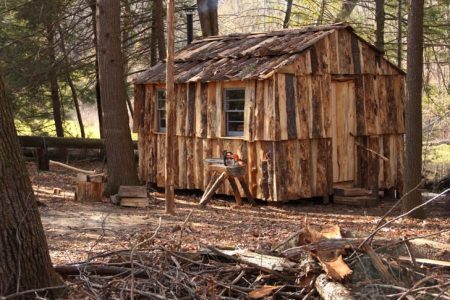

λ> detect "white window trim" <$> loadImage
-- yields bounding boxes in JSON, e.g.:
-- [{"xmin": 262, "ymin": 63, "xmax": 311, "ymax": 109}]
[
  {"xmin": 156, "ymin": 89, "xmax": 166, "ymax": 133},
  {"xmin": 224, "ymin": 88, "xmax": 245, "ymax": 137}
]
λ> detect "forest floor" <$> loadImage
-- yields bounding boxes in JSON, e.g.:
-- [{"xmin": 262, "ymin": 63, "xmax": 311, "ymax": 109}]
[{"xmin": 28, "ymin": 161, "xmax": 450, "ymax": 267}]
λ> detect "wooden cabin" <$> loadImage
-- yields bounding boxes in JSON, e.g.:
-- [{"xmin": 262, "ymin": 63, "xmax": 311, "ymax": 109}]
[{"xmin": 133, "ymin": 23, "xmax": 405, "ymax": 202}]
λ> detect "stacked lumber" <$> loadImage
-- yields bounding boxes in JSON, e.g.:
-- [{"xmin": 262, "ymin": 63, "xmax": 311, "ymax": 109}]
[
  {"xmin": 333, "ymin": 186, "xmax": 381, "ymax": 207},
  {"xmin": 118, "ymin": 185, "xmax": 149, "ymax": 207}
]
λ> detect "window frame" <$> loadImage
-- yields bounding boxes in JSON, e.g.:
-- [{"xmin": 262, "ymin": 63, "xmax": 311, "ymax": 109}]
[
  {"xmin": 223, "ymin": 88, "xmax": 245, "ymax": 137},
  {"xmin": 156, "ymin": 89, "xmax": 166, "ymax": 133}
]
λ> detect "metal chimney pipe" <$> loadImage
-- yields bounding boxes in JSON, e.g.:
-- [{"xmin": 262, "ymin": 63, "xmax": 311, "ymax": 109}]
[{"xmin": 186, "ymin": 11, "xmax": 193, "ymax": 44}]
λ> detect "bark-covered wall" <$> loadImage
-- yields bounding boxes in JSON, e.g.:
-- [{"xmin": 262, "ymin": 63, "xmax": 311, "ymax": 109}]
[{"xmin": 133, "ymin": 28, "xmax": 405, "ymax": 201}]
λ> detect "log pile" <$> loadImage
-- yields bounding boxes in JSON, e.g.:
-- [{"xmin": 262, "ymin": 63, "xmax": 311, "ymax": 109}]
[{"xmin": 52, "ymin": 222, "xmax": 450, "ymax": 299}]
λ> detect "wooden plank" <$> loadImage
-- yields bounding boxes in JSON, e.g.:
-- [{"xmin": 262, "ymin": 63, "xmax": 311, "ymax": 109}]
[
  {"xmin": 363, "ymin": 75, "xmax": 377, "ymax": 135},
  {"xmin": 215, "ymin": 82, "xmax": 223, "ymax": 137},
  {"xmin": 296, "ymin": 75, "xmax": 311, "ymax": 139},
  {"xmin": 244, "ymin": 80, "xmax": 256, "ymax": 141},
  {"xmin": 196, "ymin": 82, "xmax": 208, "ymax": 138},
  {"xmin": 120, "ymin": 197, "xmax": 149, "ymax": 208},
  {"xmin": 228, "ymin": 177, "xmax": 242, "ymax": 205},
  {"xmin": 311, "ymin": 76, "xmax": 323, "ymax": 138},
  {"xmin": 178, "ymin": 137, "xmax": 187, "ymax": 188},
  {"xmin": 186, "ymin": 82, "xmax": 196, "ymax": 136},
  {"xmin": 206, "ymin": 82, "xmax": 217, "ymax": 138},
  {"xmin": 351, "ymin": 34, "xmax": 361, "ymax": 74},
  {"xmin": 118, "ymin": 185, "xmax": 147, "ymax": 198},
  {"xmin": 395, "ymin": 75, "xmax": 406, "ymax": 133},
  {"xmin": 186, "ymin": 137, "xmax": 195, "ymax": 189},
  {"xmin": 334, "ymin": 195, "xmax": 378, "ymax": 207},
  {"xmin": 299, "ymin": 139, "xmax": 311, "ymax": 198},
  {"xmin": 285, "ymin": 74, "xmax": 297, "ymax": 139},
  {"xmin": 254, "ymin": 81, "xmax": 265, "ymax": 140},
  {"xmin": 316, "ymin": 139, "xmax": 329, "ymax": 195},
  {"xmin": 276, "ymin": 74, "xmax": 287, "ymax": 140},
  {"xmin": 176, "ymin": 84, "xmax": 187, "ymax": 136},
  {"xmin": 329, "ymin": 31, "xmax": 340, "ymax": 74},
  {"xmin": 398, "ymin": 257, "xmax": 450, "ymax": 268},
  {"xmin": 354, "ymin": 76, "xmax": 366, "ymax": 135},
  {"xmin": 195, "ymin": 137, "xmax": 204, "ymax": 189},
  {"xmin": 386, "ymin": 78, "xmax": 397, "ymax": 134},
  {"xmin": 264, "ymin": 77, "xmax": 275, "ymax": 140},
  {"xmin": 199, "ymin": 172, "xmax": 227, "ymax": 207}
]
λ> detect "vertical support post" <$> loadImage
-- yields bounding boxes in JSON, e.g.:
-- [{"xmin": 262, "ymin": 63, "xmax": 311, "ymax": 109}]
[
  {"xmin": 37, "ymin": 147, "xmax": 49, "ymax": 171},
  {"xmin": 165, "ymin": 0, "xmax": 176, "ymax": 214}
]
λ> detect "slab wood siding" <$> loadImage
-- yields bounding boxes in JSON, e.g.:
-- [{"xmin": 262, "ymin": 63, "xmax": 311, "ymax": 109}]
[{"xmin": 134, "ymin": 28, "xmax": 405, "ymax": 200}]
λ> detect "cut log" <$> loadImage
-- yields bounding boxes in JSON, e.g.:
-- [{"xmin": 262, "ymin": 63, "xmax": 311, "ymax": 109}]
[
  {"xmin": 118, "ymin": 185, "xmax": 147, "ymax": 198},
  {"xmin": 315, "ymin": 273, "xmax": 355, "ymax": 300},
  {"xmin": 120, "ymin": 197, "xmax": 149, "ymax": 208},
  {"xmin": 75, "ymin": 181, "xmax": 103, "ymax": 202}
]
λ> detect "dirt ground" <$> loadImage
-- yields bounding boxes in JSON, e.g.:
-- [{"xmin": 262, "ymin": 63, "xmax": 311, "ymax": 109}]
[{"xmin": 28, "ymin": 161, "xmax": 450, "ymax": 267}]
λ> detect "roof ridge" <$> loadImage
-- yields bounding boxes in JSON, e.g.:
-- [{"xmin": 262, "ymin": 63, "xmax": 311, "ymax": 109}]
[{"xmin": 191, "ymin": 22, "xmax": 350, "ymax": 44}]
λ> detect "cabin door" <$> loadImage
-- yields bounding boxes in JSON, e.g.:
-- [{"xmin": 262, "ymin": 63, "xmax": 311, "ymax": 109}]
[{"xmin": 331, "ymin": 80, "xmax": 356, "ymax": 183}]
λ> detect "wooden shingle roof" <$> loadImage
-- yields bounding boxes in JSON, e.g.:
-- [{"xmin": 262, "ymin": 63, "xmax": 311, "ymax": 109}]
[{"xmin": 134, "ymin": 23, "xmax": 397, "ymax": 84}]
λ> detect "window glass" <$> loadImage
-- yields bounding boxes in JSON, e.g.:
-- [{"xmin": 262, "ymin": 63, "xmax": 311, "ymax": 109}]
[
  {"xmin": 156, "ymin": 89, "xmax": 166, "ymax": 132},
  {"xmin": 224, "ymin": 88, "xmax": 245, "ymax": 137}
]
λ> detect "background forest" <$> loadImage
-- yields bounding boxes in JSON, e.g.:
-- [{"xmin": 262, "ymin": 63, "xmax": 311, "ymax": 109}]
[{"xmin": 0, "ymin": 0, "xmax": 448, "ymax": 179}]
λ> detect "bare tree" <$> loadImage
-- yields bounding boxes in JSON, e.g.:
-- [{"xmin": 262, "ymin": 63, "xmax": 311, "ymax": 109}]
[
  {"xmin": 96, "ymin": 0, "xmax": 139, "ymax": 196},
  {"xmin": 151, "ymin": 0, "xmax": 166, "ymax": 65},
  {"xmin": 403, "ymin": 0, "xmax": 425, "ymax": 218},
  {"xmin": 283, "ymin": 0, "xmax": 293, "ymax": 28},
  {"xmin": 165, "ymin": 0, "xmax": 176, "ymax": 215},
  {"xmin": 396, "ymin": 0, "xmax": 403, "ymax": 67},
  {"xmin": 0, "ymin": 69, "xmax": 63, "ymax": 296},
  {"xmin": 375, "ymin": 0, "xmax": 385, "ymax": 52},
  {"xmin": 197, "ymin": 0, "xmax": 219, "ymax": 37}
]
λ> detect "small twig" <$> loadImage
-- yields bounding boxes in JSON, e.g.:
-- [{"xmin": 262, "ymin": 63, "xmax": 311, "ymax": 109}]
[
  {"xmin": 130, "ymin": 217, "xmax": 162, "ymax": 300},
  {"xmin": 359, "ymin": 188, "xmax": 450, "ymax": 248},
  {"xmin": 403, "ymin": 238, "xmax": 417, "ymax": 269},
  {"xmin": 178, "ymin": 210, "xmax": 193, "ymax": 250},
  {"xmin": 1, "ymin": 284, "xmax": 69, "ymax": 299}
]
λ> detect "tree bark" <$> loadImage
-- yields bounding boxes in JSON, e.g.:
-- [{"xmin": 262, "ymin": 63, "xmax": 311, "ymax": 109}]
[
  {"xmin": 197, "ymin": 0, "xmax": 219, "ymax": 37},
  {"xmin": 0, "ymin": 69, "xmax": 63, "ymax": 296},
  {"xmin": 96, "ymin": 0, "xmax": 139, "ymax": 196},
  {"xmin": 121, "ymin": 0, "xmax": 134, "ymax": 117},
  {"xmin": 46, "ymin": 23, "xmax": 64, "ymax": 138},
  {"xmin": 90, "ymin": 0, "xmax": 104, "ymax": 138},
  {"xmin": 403, "ymin": 0, "xmax": 425, "ymax": 218},
  {"xmin": 165, "ymin": 0, "xmax": 176, "ymax": 214},
  {"xmin": 317, "ymin": 0, "xmax": 327, "ymax": 25},
  {"xmin": 397, "ymin": 0, "xmax": 403, "ymax": 68},
  {"xmin": 375, "ymin": 0, "xmax": 385, "ymax": 53},
  {"xmin": 335, "ymin": 0, "xmax": 358, "ymax": 22},
  {"xmin": 283, "ymin": 0, "xmax": 293, "ymax": 28}
]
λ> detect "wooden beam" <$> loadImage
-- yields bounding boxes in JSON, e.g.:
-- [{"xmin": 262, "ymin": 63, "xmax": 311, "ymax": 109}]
[{"xmin": 165, "ymin": 0, "xmax": 176, "ymax": 215}]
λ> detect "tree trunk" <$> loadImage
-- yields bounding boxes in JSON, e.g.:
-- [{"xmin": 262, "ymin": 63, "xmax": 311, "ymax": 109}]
[
  {"xmin": 397, "ymin": 0, "xmax": 403, "ymax": 68},
  {"xmin": 151, "ymin": 0, "xmax": 166, "ymax": 64},
  {"xmin": 403, "ymin": 0, "xmax": 425, "ymax": 218},
  {"xmin": 0, "ymin": 69, "xmax": 63, "ymax": 296},
  {"xmin": 283, "ymin": 0, "xmax": 293, "ymax": 28},
  {"xmin": 165, "ymin": 0, "xmax": 176, "ymax": 215},
  {"xmin": 335, "ymin": 0, "xmax": 358, "ymax": 22},
  {"xmin": 317, "ymin": 0, "xmax": 327, "ymax": 25},
  {"xmin": 96, "ymin": 0, "xmax": 139, "ymax": 196},
  {"xmin": 121, "ymin": 0, "xmax": 134, "ymax": 117},
  {"xmin": 375, "ymin": 0, "xmax": 385, "ymax": 53},
  {"xmin": 197, "ymin": 0, "xmax": 219, "ymax": 37},
  {"xmin": 46, "ymin": 23, "xmax": 64, "ymax": 138},
  {"xmin": 90, "ymin": 0, "xmax": 104, "ymax": 138},
  {"xmin": 57, "ymin": 24, "xmax": 85, "ymax": 138}
]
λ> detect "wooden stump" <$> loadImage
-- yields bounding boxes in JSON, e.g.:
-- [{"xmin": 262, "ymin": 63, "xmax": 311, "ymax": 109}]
[{"xmin": 75, "ymin": 181, "xmax": 103, "ymax": 202}]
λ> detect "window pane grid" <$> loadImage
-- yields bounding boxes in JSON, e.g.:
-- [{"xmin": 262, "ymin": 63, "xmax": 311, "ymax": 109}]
[
  {"xmin": 224, "ymin": 88, "xmax": 245, "ymax": 137},
  {"xmin": 156, "ymin": 89, "xmax": 166, "ymax": 132}
]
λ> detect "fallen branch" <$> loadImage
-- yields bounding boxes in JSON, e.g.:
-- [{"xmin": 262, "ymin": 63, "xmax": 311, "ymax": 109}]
[
  {"xmin": 314, "ymin": 273, "xmax": 354, "ymax": 300},
  {"xmin": 359, "ymin": 188, "xmax": 450, "ymax": 249}
]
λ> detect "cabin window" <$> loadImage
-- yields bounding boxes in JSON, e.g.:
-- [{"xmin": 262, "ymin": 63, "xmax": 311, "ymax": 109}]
[
  {"xmin": 156, "ymin": 89, "xmax": 166, "ymax": 132},
  {"xmin": 224, "ymin": 88, "xmax": 245, "ymax": 137}
]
